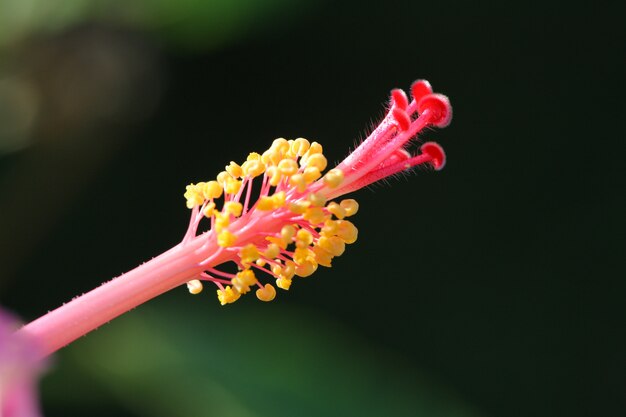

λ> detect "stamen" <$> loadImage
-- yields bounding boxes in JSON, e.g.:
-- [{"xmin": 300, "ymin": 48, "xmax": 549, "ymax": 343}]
[
  {"xmin": 256, "ymin": 283, "xmax": 276, "ymax": 302},
  {"xmin": 180, "ymin": 79, "xmax": 451, "ymax": 305}
]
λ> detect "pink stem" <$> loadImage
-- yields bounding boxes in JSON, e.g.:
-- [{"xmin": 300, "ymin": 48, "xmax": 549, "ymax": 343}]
[{"xmin": 15, "ymin": 233, "xmax": 228, "ymax": 359}]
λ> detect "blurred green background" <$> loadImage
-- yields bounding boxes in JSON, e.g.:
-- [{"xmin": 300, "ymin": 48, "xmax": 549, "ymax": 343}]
[{"xmin": 0, "ymin": 0, "xmax": 623, "ymax": 416}]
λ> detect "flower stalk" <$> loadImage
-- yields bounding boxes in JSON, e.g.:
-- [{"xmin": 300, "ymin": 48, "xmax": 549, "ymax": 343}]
[{"xmin": 17, "ymin": 236, "xmax": 223, "ymax": 359}]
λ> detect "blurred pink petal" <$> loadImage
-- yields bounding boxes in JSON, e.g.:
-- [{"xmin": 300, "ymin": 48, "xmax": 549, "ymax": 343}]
[{"xmin": 0, "ymin": 309, "xmax": 46, "ymax": 417}]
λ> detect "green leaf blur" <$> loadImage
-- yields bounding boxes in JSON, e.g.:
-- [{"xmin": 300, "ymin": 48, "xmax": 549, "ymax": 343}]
[{"xmin": 42, "ymin": 298, "xmax": 478, "ymax": 417}]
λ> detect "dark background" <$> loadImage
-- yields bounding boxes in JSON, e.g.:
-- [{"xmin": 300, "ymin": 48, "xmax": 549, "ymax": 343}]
[{"xmin": 1, "ymin": 1, "xmax": 624, "ymax": 416}]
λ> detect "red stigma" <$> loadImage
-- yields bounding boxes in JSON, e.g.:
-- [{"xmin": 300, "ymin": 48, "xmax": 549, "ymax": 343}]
[{"xmin": 420, "ymin": 142, "xmax": 446, "ymax": 171}]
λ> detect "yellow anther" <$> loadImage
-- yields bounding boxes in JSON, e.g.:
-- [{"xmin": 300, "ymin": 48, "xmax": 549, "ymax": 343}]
[
  {"xmin": 303, "ymin": 167, "xmax": 321, "ymax": 184},
  {"xmin": 247, "ymin": 152, "xmax": 261, "ymax": 161},
  {"xmin": 308, "ymin": 141, "xmax": 323, "ymax": 154},
  {"xmin": 340, "ymin": 199, "xmax": 359, "ymax": 217},
  {"xmin": 262, "ymin": 148, "xmax": 284, "ymax": 166},
  {"xmin": 305, "ymin": 153, "xmax": 328, "ymax": 172},
  {"xmin": 184, "ymin": 183, "xmax": 205, "ymax": 208},
  {"xmin": 320, "ymin": 219, "xmax": 338, "ymax": 236},
  {"xmin": 284, "ymin": 150, "xmax": 297, "ymax": 160},
  {"xmin": 276, "ymin": 277, "xmax": 292, "ymax": 290},
  {"xmin": 303, "ymin": 207, "xmax": 328, "ymax": 225},
  {"xmin": 266, "ymin": 166, "xmax": 282, "ymax": 186},
  {"xmin": 186, "ymin": 279, "xmax": 203, "ymax": 294},
  {"xmin": 200, "ymin": 181, "xmax": 222, "ymax": 200},
  {"xmin": 256, "ymin": 283, "xmax": 276, "ymax": 302},
  {"xmin": 336, "ymin": 220, "xmax": 358, "ymax": 244},
  {"xmin": 263, "ymin": 243, "xmax": 281, "ymax": 258},
  {"xmin": 214, "ymin": 212, "xmax": 229, "ymax": 232},
  {"xmin": 241, "ymin": 159, "xmax": 266, "ymax": 178},
  {"xmin": 291, "ymin": 138, "xmax": 310, "ymax": 156},
  {"xmin": 216, "ymin": 171, "xmax": 230, "ymax": 186},
  {"xmin": 323, "ymin": 168, "xmax": 344, "ymax": 188},
  {"xmin": 203, "ymin": 201, "xmax": 216, "ymax": 217},
  {"xmin": 217, "ymin": 286, "xmax": 240, "ymax": 305},
  {"xmin": 300, "ymin": 142, "xmax": 323, "ymax": 166},
  {"xmin": 266, "ymin": 236, "xmax": 287, "ymax": 250},
  {"xmin": 240, "ymin": 269, "xmax": 256, "ymax": 282},
  {"xmin": 272, "ymin": 138, "xmax": 290, "ymax": 154},
  {"xmin": 268, "ymin": 169, "xmax": 281, "ymax": 184},
  {"xmin": 281, "ymin": 260, "xmax": 296, "ymax": 280},
  {"xmin": 226, "ymin": 161, "xmax": 243, "ymax": 178},
  {"xmin": 278, "ymin": 159, "xmax": 299, "ymax": 176},
  {"xmin": 232, "ymin": 269, "xmax": 257, "ymax": 294},
  {"xmin": 271, "ymin": 262, "xmax": 282, "ymax": 277},
  {"xmin": 264, "ymin": 139, "xmax": 289, "ymax": 166},
  {"xmin": 295, "ymin": 229, "xmax": 314, "ymax": 248},
  {"xmin": 326, "ymin": 202, "xmax": 346, "ymax": 219},
  {"xmin": 307, "ymin": 192, "xmax": 327, "ymax": 207},
  {"xmin": 281, "ymin": 225, "xmax": 296, "ymax": 243},
  {"xmin": 217, "ymin": 230, "xmax": 237, "ymax": 247},
  {"xmin": 224, "ymin": 177, "xmax": 242, "ymax": 194},
  {"xmin": 223, "ymin": 201, "xmax": 243, "ymax": 217},
  {"xmin": 295, "ymin": 259, "xmax": 317, "ymax": 277},
  {"xmin": 294, "ymin": 247, "xmax": 314, "ymax": 265},
  {"xmin": 256, "ymin": 196, "xmax": 275, "ymax": 211},
  {"xmin": 260, "ymin": 149, "xmax": 273, "ymax": 165},
  {"xmin": 288, "ymin": 200, "xmax": 310, "ymax": 214},
  {"xmin": 272, "ymin": 191, "xmax": 286, "ymax": 208},
  {"xmin": 240, "ymin": 244, "xmax": 260, "ymax": 265},
  {"xmin": 318, "ymin": 235, "xmax": 346, "ymax": 256},
  {"xmin": 265, "ymin": 142, "xmax": 289, "ymax": 165},
  {"xmin": 230, "ymin": 278, "xmax": 248, "ymax": 294},
  {"xmin": 257, "ymin": 191, "xmax": 286, "ymax": 211},
  {"xmin": 256, "ymin": 258, "xmax": 267, "ymax": 267},
  {"xmin": 311, "ymin": 245, "xmax": 333, "ymax": 267},
  {"xmin": 289, "ymin": 173, "xmax": 307, "ymax": 193}
]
